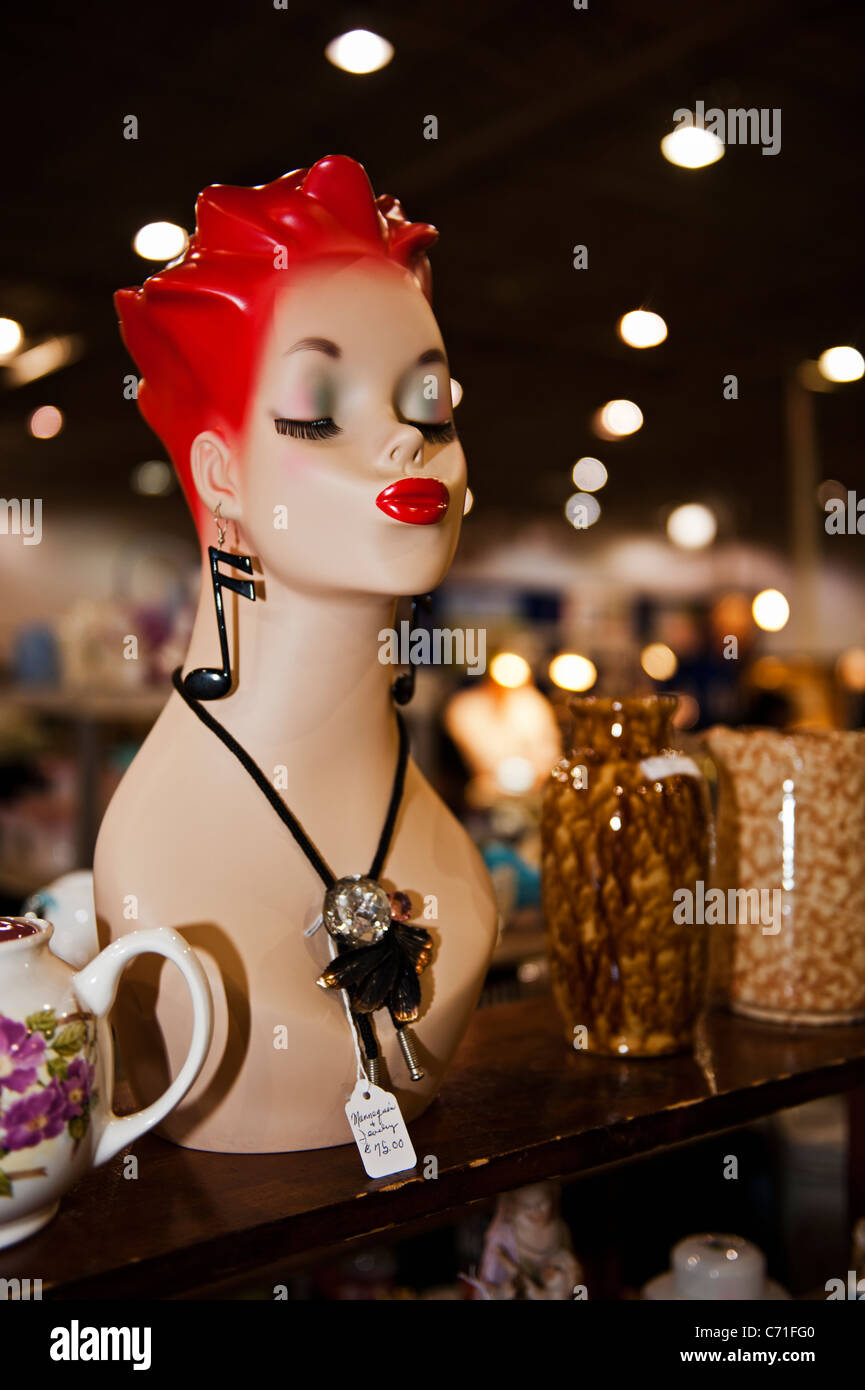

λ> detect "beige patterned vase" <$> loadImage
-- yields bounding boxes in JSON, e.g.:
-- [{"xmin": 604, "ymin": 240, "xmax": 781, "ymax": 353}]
[{"xmin": 702, "ymin": 726, "xmax": 865, "ymax": 1024}]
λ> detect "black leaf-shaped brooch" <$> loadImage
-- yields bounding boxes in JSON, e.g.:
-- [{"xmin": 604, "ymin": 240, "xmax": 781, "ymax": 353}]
[{"xmin": 316, "ymin": 876, "xmax": 432, "ymax": 1023}]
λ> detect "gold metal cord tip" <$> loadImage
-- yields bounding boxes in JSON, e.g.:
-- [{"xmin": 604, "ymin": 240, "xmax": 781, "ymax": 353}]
[
  {"xmin": 367, "ymin": 1056, "xmax": 386, "ymax": 1088},
  {"xmin": 397, "ymin": 1025, "xmax": 425, "ymax": 1081}
]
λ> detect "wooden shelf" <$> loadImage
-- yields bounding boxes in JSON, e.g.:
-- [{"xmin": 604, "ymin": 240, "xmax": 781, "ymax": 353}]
[{"xmin": 5, "ymin": 995, "xmax": 865, "ymax": 1299}]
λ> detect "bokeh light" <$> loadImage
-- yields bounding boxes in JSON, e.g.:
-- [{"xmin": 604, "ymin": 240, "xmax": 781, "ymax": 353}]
[
  {"xmin": 618, "ymin": 310, "xmax": 667, "ymax": 348},
  {"xmin": 549, "ymin": 652, "xmax": 597, "ymax": 691},
  {"xmin": 661, "ymin": 123, "xmax": 725, "ymax": 168},
  {"xmin": 710, "ymin": 592, "xmax": 752, "ymax": 641},
  {"xmin": 325, "ymin": 29, "xmax": 394, "ymax": 73},
  {"xmin": 640, "ymin": 643, "xmax": 678, "ymax": 680},
  {"xmin": 565, "ymin": 492, "xmax": 601, "ymax": 528},
  {"xmin": 817, "ymin": 346, "xmax": 864, "ymax": 383},
  {"xmin": 571, "ymin": 457, "xmax": 608, "ymax": 491},
  {"xmin": 133, "ymin": 222, "xmax": 189, "ymax": 261},
  {"xmin": 450, "ymin": 377, "xmax": 463, "ymax": 408},
  {"xmin": 672, "ymin": 693, "xmax": 700, "ymax": 728},
  {"xmin": 836, "ymin": 647, "xmax": 865, "ymax": 692},
  {"xmin": 596, "ymin": 399, "xmax": 643, "ymax": 438},
  {"xmin": 463, "ymin": 486, "xmax": 474, "ymax": 516},
  {"xmin": 490, "ymin": 652, "xmax": 531, "ymax": 688},
  {"xmin": 495, "ymin": 756, "xmax": 535, "ymax": 794},
  {"xmin": 0, "ymin": 317, "xmax": 23, "ymax": 359},
  {"xmin": 131, "ymin": 460, "xmax": 174, "ymax": 496},
  {"xmin": 752, "ymin": 589, "xmax": 790, "ymax": 632},
  {"xmin": 28, "ymin": 405, "xmax": 64, "ymax": 439},
  {"xmin": 666, "ymin": 502, "xmax": 717, "ymax": 550}
]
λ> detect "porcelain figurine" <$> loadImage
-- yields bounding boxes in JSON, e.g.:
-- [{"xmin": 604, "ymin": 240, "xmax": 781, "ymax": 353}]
[
  {"xmin": 96, "ymin": 155, "xmax": 498, "ymax": 1153},
  {"xmin": 0, "ymin": 916, "xmax": 211, "ymax": 1249},
  {"xmin": 470, "ymin": 1181, "xmax": 581, "ymax": 1300}
]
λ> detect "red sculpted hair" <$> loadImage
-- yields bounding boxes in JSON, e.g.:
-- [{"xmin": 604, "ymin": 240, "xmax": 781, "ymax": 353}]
[{"xmin": 115, "ymin": 155, "xmax": 438, "ymax": 536}]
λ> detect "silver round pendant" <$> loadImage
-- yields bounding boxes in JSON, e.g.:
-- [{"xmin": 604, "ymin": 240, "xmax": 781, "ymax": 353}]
[{"xmin": 323, "ymin": 875, "xmax": 392, "ymax": 945}]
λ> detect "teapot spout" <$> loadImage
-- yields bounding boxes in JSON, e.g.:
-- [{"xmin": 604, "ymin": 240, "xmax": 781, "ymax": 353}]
[{"xmin": 23, "ymin": 870, "xmax": 98, "ymax": 970}]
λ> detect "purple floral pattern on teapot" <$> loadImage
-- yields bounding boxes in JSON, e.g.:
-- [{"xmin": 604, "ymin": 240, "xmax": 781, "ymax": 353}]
[{"xmin": 0, "ymin": 1008, "xmax": 97, "ymax": 1197}]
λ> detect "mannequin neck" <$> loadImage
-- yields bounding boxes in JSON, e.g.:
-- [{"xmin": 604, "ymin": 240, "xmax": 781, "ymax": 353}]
[{"xmin": 181, "ymin": 549, "xmax": 400, "ymax": 756}]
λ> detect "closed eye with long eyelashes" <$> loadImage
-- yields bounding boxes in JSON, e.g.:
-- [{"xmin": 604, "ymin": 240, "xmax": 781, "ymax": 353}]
[
  {"xmin": 274, "ymin": 417, "xmax": 341, "ymax": 440},
  {"xmin": 417, "ymin": 420, "xmax": 456, "ymax": 444},
  {"xmin": 274, "ymin": 417, "xmax": 457, "ymax": 444}
]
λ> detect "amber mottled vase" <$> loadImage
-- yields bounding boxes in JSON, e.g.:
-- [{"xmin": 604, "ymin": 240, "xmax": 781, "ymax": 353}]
[{"xmin": 541, "ymin": 695, "xmax": 710, "ymax": 1057}]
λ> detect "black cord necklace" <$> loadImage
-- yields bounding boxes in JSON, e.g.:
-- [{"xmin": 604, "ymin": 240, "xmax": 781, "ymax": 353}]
[{"xmin": 171, "ymin": 667, "xmax": 431, "ymax": 1083}]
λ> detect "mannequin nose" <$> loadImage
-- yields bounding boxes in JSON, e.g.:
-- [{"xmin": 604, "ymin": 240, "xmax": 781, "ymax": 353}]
[{"xmin": 386, "ymin": 424, "xmax": 424, "ymax": 471}]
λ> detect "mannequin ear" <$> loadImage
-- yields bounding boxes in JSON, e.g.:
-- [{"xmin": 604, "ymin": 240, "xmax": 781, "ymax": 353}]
[{"xmin": 190, "ymin": 431, "xmax": 242, "ymax": 522}]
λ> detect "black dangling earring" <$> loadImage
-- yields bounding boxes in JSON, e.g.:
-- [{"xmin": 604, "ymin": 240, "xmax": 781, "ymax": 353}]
[
  {"xmin": 391, "ymin": 593, "xmax": 432, "ymax": 706},
  {"xmin": 183, "ymin": 502, "xmax": 256, "ymax": 700}
]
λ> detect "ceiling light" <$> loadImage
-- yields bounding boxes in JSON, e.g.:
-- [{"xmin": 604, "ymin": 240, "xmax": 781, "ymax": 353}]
[
  {"xmin": 133, "ymin": 222, "xmax": 189, "ymax": 261},
  {"xmin": 661, "ymin": 123, "xmax": 724, "ymax": 168},
  {"xmin": 594, "ymin": 399, "xmax": 643, "ymax": 438},
  {"xmin": 325, "ymin": 29, "xmax": 394, "ymax": 74},
  {"xmin": 0, "ymin": 318, "xmax": 23, "ymax": 360},
  {"xmin": 618, "ymin": 310, "xmax": 667, "ymax": 348},
  {"xmin": 817, "ymin": 346, "xmax": 864, "ymax": 383}
]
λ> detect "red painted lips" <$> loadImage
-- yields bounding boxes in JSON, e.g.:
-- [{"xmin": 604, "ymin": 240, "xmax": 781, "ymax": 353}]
[{"xmin": 376, "ymin": 477, "xmax": 450, "ymax": 525}]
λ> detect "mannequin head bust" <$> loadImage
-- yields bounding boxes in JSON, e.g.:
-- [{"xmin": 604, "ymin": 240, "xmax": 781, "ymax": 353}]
[{"xmin": 116, "ymin": 155, "xmax": 465, "ymax": 597}]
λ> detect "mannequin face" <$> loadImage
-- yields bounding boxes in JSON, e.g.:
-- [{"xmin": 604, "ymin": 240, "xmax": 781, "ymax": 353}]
[{"xmin": 204, "ymin": 256, "xmax": 466, "ymax": 598}]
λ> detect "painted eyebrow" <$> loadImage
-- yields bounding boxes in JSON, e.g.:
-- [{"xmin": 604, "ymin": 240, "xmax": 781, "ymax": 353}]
[
  {"xmin": 282, "ymin": 340, "xmax": 446, "ymax": 368},
  {"xmin": 284, "ymin": 337, "xmax": 341, "ymax": 358}
]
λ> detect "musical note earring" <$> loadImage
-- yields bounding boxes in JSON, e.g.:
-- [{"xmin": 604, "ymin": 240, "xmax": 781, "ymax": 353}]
[
  {"xmin": 182, "ymin": 502, "xmax": 256, "ymax": 700},
  {"xmin": 391, "ymin": 594, "xmax": 432, "ymax": 706}
]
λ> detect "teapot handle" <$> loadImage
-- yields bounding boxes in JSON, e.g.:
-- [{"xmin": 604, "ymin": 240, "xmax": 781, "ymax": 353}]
[{"xmin": 71, "ymin": 927, "xmax": 213, "ymax": 1166}]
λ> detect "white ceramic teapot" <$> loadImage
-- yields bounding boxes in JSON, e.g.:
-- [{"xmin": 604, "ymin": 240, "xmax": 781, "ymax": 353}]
[{"xmin": 0, "ymin": 915, "xmax": 212, "ymax": 1249}]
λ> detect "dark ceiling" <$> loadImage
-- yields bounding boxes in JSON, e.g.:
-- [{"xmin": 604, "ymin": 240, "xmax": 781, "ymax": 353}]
[{"xmin": 3, "ymin": 0, "xmax": 864, "ymax": 554}]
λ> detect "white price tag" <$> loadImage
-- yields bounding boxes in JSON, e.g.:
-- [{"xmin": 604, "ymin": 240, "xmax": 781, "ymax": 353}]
[{"xmin": 345, "ymin": 1080, "xmax": 417, "ymax": 1178}]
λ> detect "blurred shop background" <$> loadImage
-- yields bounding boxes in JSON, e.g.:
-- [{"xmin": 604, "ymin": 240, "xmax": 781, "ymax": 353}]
[
  {"xmin": 0, "ymin": 0, "xmax": 863, "ymax": 1297},
  {"xmin": 1, "ymin": 0, "xmax": 862, "ymax": 912}
]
